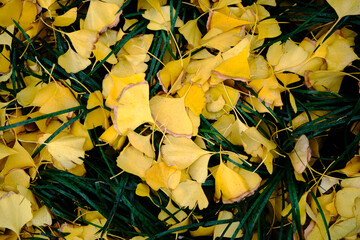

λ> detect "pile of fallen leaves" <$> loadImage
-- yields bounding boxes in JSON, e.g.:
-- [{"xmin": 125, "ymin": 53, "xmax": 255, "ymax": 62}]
[{"xmin": 1, "ymin": 0, "xmax": 360, "ymax": 239}]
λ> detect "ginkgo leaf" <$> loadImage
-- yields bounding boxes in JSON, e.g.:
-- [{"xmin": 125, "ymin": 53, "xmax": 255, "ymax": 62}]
[
  {"xmin": 248, "ymin": 73, "xmax": 284, "ymax": 107},
  {"xmin": 0, "ymin": 47, "xmax": 11, "ymax": 74},
  {"xmin": 213, "ymin": 161, "xmax": 249, "ymax": 203},
  {"xmin": 106, "ymin": 73, "xmax": 146, "ymax": 108},
  {"xmin": 161, "ymin": 135, "xmax": 209, "ymax": 170},
  {"xmin": 142, "ymin": 6, "xmax": 184, "ymax": 31},
  {"xmin": 186, "ymin": 53, "xmax": 223, "ymax": 85},
  {"xmin": 30, "ymin": 82, "xmax": 80, "ymax": 114},
  {"xmin": 83, "ymin": 0, "xmax": 121, "ymax": 33},
  {"xmin": 0, "ymin": 143, "xmax": 17, "ymax": 159},
  {"xmin": 41, "ymin": 134, "xmax": 86, "ymax": 170},
  {"xmin": 117, "ymin": 146, "xmax": 153, "ymax": 179},
  {"xmin": 0, "ymin": 192, "xmax": 32, "ymax": 237},
  {"xmin": 37, "ymin": 0, "xmax": 55, "ymax": 9},
  {"xmin": 0, "ymin": 141, "xmax": 35, "ymax": 176},
  {"xmin": 207, "ymin": 10, "xmax": 250, "ymax": 32},
  {"xmin": 213, "ymin": 41, "xmax": 250, "ymax": 81},
  {"xmin": 158, "ymin": 200, "xmax": 187, "ymax": 225},
  {"xmin": 93, "ymin": 41, "xmax": 118, "ymax": 64},
  {"xmin": 288, "ymin": 135, "xmax": 311, "ymax": 174},
  {"xmin": 202, "ymin": 84, "xmax": 239, "ymax": 120},
  {"xmin": 127, "ymin": 130, "xmax": 154, "ymax": 158},
  {"xmin": 53, "ymin": 7, "xmax": 77, "ymax": 27},
  {"xmin": 335, "ymin": 188, "xmax": 360, "ymax": 218},
  {"xmin": 58, "ymin": 47, "xmax": 91, "ymax": 73},
  {"xmin": 213, "ymin": 211, "xmax": 243, "ymax": 239},
  {"xmin": 304, "ymin": 70, "xmax": 345, "ymax": 93},
  {"xmin": 171, "ymin": 180, "xmax": 209, "ymax": 210},
  {"xmin": 145, "ymin": 162, "xmax": 181, "ymax": 191},
  {"xmin": 2, "ymin": 169, "xmax": 30, "ymax": 192},
  {"xmin": 188, "ymin": 154, "xmax": 212, "ymax": 183},
  {"xmin": 66, "ymin": 30, "xmax": 98, "ymax": 58},
  {"xmin": 32, "ymin": 205, "xmax": 52, "ymax": 227},
  {"xmin": 177, "ymin": 83, "xmax": 206, "ymax": 116},
  {"xmin": 281, "ymin": 192, "xmax": 308, "ymax": 225},
  {"xmin": 18, "ymin": 1, "xmax": 38, "ymax": 31},
  {"xmin": 113, "ymin": 82, "xmax": 154, "ymax": 135},
  {"xmin": 326, "ymin": 0, "xmax": 360, "ymax": 19},
  {"xmin": 257, "ymin": 19, "xmax": 282, "ymax": 40},
  {"xmin": 150, "ymin": 95, "xmax": 193, "ymax": 137},
  {"xmin": 179, "ymin": 19, "xmax": 202, "ymax": 47},
  {"xmin": 0, "ymin": 0, "xmax": 22, "ymax": 27},
  {"xmin": 157, "ymin": 57, "xmax": 190, "ymax": 93},
  {"xmin": 200, "ymin": 27, "xmax": 244, "ymax": 52}
]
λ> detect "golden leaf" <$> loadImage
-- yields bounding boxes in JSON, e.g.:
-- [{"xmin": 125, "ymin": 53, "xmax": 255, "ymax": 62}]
[
  {"xmin": 150, "ymin": 95, "xmax": 193, "ymax": 137},
  {"xmin": 113, "ymin": 82, "xmax": 154, "ymax": 135},
  {"xmin": 0, "ymin": 192, "xmax": 32, "ymax": 237},
  {"xmin": 171, "ymin": 180, "xmax": 209, "ymax": 210},
  {"xmin": 58, "ymin": 47, "xmax": 91, "ymax": 73},
  {"xmin": 53, "ymin": 7, "xmax": 77, "ymax": 27},
  {"xmin": 161, "ymin": 135, "xmax": 209, "ymax": 170},
  {"xmin": 83, "ymin": 0, "xmax": 121, "ymax": 33}
]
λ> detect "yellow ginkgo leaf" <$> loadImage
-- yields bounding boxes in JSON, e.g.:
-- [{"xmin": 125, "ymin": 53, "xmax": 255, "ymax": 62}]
[
  {"xmin": 213, "ymin": 43, "xmax": 250, "ymax": 81},
  {"xmin": 66, "ymin": 30, "xmax": 98, "ymax": 58},
  {"xmin": 58, "ymin": 47, "xmax": 91, "ymax": 73},
  {"xmin": 207, "ymin": 10, "xmax": 250, "ymax": 32},
  {"xmin": 248, "ymin": 73, "xmax": 284, "ymax": 107},
  {"xmin": 188, "ymin": 154, "xmax": 212, "ymax": 183},
  {"xmin": 288, "ymin": 135, "xmax": 310, "ymax": 174},
  {"xmin": 171, "ymin": 180, "xmax": 209, "ymax": 210},
  {"xmin": 161, "ymin": 135, "xmax": 209, "ymax": 170},
  {"xmin": 145, "ymin": 162, "xmax": 181, "ymax": 191},
  {"xmin": 41, "ymin": 134, "xmax": 86, "ymax": 170},
  {"xmin": 200, "ymin": 27, "xmax": 244, "ymax": 52},
  {"xmin": 213, "ymin": 161, "xmax": 249, "ymax": 203},
  {"xmin": 0, "ymin": 143, "xmax": 17, "ymax": 159},
  {"xmin": 0, "ymin": 47, "xmax": 11, "ymax": 75},
  {"xmin": 70, "ymin": 120, "xmax": 94, "ymax": 151},
  {"xmin": 304, "ymin": 70, "xmax": 345, "ymax": 93},
  {"xmin": 177, "ymin": 83, "xmax": 206, "ymax": 116},
  {"xmin": 53, "ymin": 7, "xmax": 77, "ymax": 27},
  {"xmin": 116, "ymin": 146, "xmax": 153, "ymax": 179},
  {"xmin": 0, "ymin": 24, "xmax": 15, "ymax": 47},
  {"xmin": 93, "ymin": 41, "xmax": 118, "ymax": 64},
  {"xmin": 281, "ymin": 192, "xmax": 308, "ymax": 225},
  {"xmin": 84, "ymin": 107, "xmax": 110, "ymax": 129},
  {"xmin": 0, "ymin": 0, "xmax": 22, "ymax": 27},
  {"xmin": 0, "ymin": 141, "xmax": 35, "ymax": 176},
  {"xmin": 213, "ymin": 211, "xmax": 243, "ymax": 239},
  {"xmin": 326, "ymin": 0, "xmax": 360, "ymax": 19},
  {"xmin": 150, "ymin": 95, "xmax": 193, "ymax": 137},
  {"xmin": 157, "ymin": 57, "xmax": 190, "ymax": 93},
  {"xmin": 16, "ymin": 76, "xmax": 43, "ymax": 107},
  {"xmin": 335, "ymin": 188, "xmax": 360, "ymax": 218},
  {"xmin": 106, "ymin": 73, "xmax": 146, "ymax": 108},
  {"xmin": 0, "ymin": 192, "xmax": 32, "ymax": 237},
  {"xmin": 267, "ymin": 39, "xmax": 309, "ymax": 73},
  {"xmin": 18, "ymin": 1, "xmax": 38, "ymax": 31},
  {"xmin": 257, "ymin": 19, "xmax": 282, "ymax": 40},
  {"xmin": 186, "ymin": 53, "xmax": 223, "ymax": 85},
  {"xmin": 338, "ymin": 156, "xmax": 360, "ymax": 177},
  {"xmin": 158, "ymin": 200, "xmax": 187, "ymax": 225},
  {"xmin": 127, "ymin": 130, "xmax": 154, "ymax": 158},
  {"xmin": 202, "ymin": 84, "xmax": 239, "ymax": 120},
  {"xmin": 30, "ymin": 82, "xmax": 80, "ymax": 114},
  {"xmin": 32, "ymin": 205, "xmax": 52, "ymax": 227},
  {"xmin": 135, "ymin": 182, "xmax": 151, "ymax": 198},
  {"xmin": 83, "ymin": 0, "xmax": 121, "ymax": 33},
  {"xmin": 142, "ymin": 6, "xmax": 184, "ymax": 31},
  {"xmin": 113, "ymin": 82, "xmax": 154, "ymax": 135},
  {"xmin": 179, "ymin": 18, "xmax": 202, "ymax": 47},
  {"xmin": 37, "ymin": 0, "xmax": 55, "ymax": 9}
]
